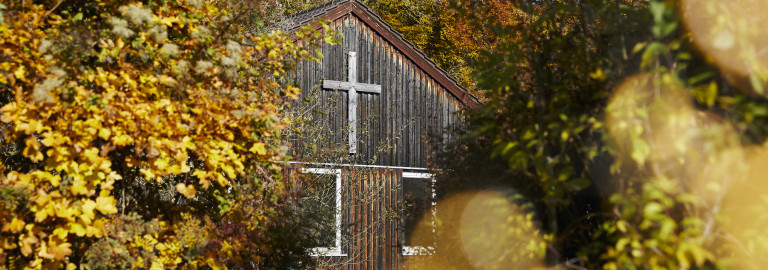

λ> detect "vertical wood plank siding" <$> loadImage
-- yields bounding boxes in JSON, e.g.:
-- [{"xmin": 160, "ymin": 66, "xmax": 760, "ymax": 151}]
[
  {"xmin": 292, "ymin": 15, "xmax": 464, "ymax": 168},
  {"xmin": 310, "ymin": 167, "xmax": 403, "ymax": 269},
  {"xmin": 291, "ymin": 11, "xmax": 468, "ymax": 269}
]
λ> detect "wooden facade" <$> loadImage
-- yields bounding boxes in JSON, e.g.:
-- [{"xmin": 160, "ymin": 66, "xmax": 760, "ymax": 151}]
[
  {"xmin": 283, "ymin": 1, "xmax": 479, "ymax": 268},
  {"xmin": 319, "ymin": 167, "xmax": 404, "ymax": 269}
]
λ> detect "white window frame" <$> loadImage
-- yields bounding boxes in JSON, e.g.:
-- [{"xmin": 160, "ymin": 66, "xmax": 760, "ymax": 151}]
[
  {"xmin": 401, "ymin": 172, "xmax": 436, "ymax": 256},
  {"xmin": 302, "ymin": 168, "xmax": 346, "ymax": 257}
]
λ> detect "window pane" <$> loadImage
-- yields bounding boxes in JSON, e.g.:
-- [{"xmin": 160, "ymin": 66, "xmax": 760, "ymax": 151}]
[
  {"xmin": 305, "ymin": 173, "xmax": 337, "ymax": 247},
  {"xmin": 403, "ymin": 177, "xmax": 432, "ymax": 247}
]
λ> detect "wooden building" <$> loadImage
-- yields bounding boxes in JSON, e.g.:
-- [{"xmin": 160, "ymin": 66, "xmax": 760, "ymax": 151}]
[{"xmin": 282, "ymin": 1, "xmax": 479, "ymax": 268}]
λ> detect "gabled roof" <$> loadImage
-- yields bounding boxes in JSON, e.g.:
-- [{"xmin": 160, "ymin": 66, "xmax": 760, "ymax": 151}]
[{"xmin": 282, "ymin": 0, "xmax": 480, "ymax": 109}]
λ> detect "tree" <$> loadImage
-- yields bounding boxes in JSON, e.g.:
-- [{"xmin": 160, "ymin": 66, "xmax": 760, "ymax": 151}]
[
  {"xmin": 0, "ymin": 0, "xmax": 334, "ymax": 268},
  {"xmin": 434, "ymin": 0, "xmax": 768, "ymax": 268}
]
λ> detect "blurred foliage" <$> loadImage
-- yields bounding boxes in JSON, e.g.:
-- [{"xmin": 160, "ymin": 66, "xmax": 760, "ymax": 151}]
[
  {"xmin": 5, "ymin": 0, "xmax": 768, "ymax": 268},
  {"xmin": 0, "ymin": 0, "xmax": 334, "ymax": 268},
  {"xmin": 435, "ymin": 0, "xmax": 768, "ymax": 269},
  {"xmin": 363, "ymin": 0, "xmax": 527, "ymax": 98}
]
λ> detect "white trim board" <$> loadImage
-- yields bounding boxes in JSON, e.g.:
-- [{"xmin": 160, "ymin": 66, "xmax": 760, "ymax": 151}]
[
  {"xmin": 401, "ymin": 172, "xmax": 436, "ymax": 256},
  {"xmin": 284, "ymin": 161, "xmax": 435, "ymax": 171},
  {"xmin": 302, "ymin": 168, "xmax": 347, "ymax": 257}
]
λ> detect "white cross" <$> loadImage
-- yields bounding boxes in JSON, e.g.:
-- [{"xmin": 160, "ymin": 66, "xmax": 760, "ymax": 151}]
[{"xmin": 323, "ymin": 51, "xmax": 382, "ymax": 154}]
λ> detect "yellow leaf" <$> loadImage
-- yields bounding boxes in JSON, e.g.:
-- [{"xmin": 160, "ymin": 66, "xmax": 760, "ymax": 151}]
[
  {"xmin": 154, "ymin": 157, "xmax": 170, "ymax": 170},
  {"xmin": 193, "ymin": 170, "xmax": 207, "ymax": 180},
  {"xmin": 159, "ymin": 75, "xmax": 178, "ymax": 86},
  {"xmin": 176, "ymin": 183, "xmax": 197, "ymax": 199},
  {"xmin": 31, "ymin": 171, "xmax": 61, "ymax": 187},
  {"xmin": 181, "ymin": 136, "xmax": 196, "ymax": 150},
  {"xmin": 150, "ymin": 261, "xmax": 164, "ymax": 270},
  {"xmin": 71, "ymin": 177, "xmax": 89, "ymax": 195},
  {"xmin": 160, "ymin": 16, "xmax": 179, "ymax": 27},
  {"xmin": 51, "ymin": 227, "xmax": 69, "ymax": 240},
  {"xmin": 81, "ymin": 199, "xmax": 97, "ymax": 223},
  {"xmin": 70, "ymin": 222, "xmax": 86, "ymax": 237},
  {"xmin": 106, "ymin": 171, "xmax": 122, "ymax": 182},
  {"xmin": 13, "ymin": 65, "xmax": 26, "ymax": 79},
  {"xmin": 589, "ymin": 68, "xmax": 607, "ymax": 81},
  {"xmin": 95, "ymin": 195, "xmax": 118, "ymax": 214},
  {"xmin": 141, "ymin": 168, "xmax": 156, "ymax": 181},
  {"xmin": 216, "ymin": 173, "xmax": 228, "ymax": 186},
  {"xmin": 20, "ymin": 233, "xmax": 38, "ymax": 256},
  {"xmin": 35, "ymin": 208, "xmax": 49, "ymax": 222},
  {"xmin": 87, "ymin": 218, "xmax": 105, "ymax": 238},
  {"xmin": 55, "ymin": 201, "xmax": 78, "ymax": 221},
  {"xmin": 250, "ymin": 142, "xmax": 267, "ymax": 155},
  {"xmin": 222, "ymin": 165, "xmax": 235, "ymax": 178},
  {"xmin": 181, "ymin": 163, "xmax": 190, "ymax": 173},
  {"xmin": 23, "ymin": 137, "xmax": 44, "ymax": 163},
  {"xmin": 98, "ymin": 128, "xmax": 111, "ymax": 140},
  {"xmin": 49, "ymin": 174, "xmax": 61, "ymax": 187},
  {"xmin": 38, "ymin": 241, "xmax": 54, "ymax": 259},
  {"xmin": 121, "ymin": 72, "xmax": 138, "ymax": 90},
  {"xmin": 52, "ymin": 227, "xmax": 69, "ymax": 240},
  {"xmin": 84, "ymin": 147, "xmax": 100, "ymax": 162},
  {"xmin": 41, "ymin": 132, "xmax": 56, "ymax": 147},
  {"xmin": 2, "ymin": 217, "xmax": 25, "ymax": 233},
  {"xmin": 49, "ymin": 241, "xmax": 72, "ymax": 260},
  {"xmin": 113, "ymin": 134, "xmax": 133, "ymax": 146}
]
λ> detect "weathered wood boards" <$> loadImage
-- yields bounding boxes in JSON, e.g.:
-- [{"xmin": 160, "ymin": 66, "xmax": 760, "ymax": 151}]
[
  {"xmin": 323, "ymin": 51, "xmax": 382, "ymax": 154},
  {"xmin": 294, "ymin": 14, "xmax": 468, "ymax": 168},
  {"xmin": 304, "ymin": 166, "xmax": 405, "ymax": 270},
  {"xmin": 284, "ymin": 1, "xmax": 480, "ymax": 269}
]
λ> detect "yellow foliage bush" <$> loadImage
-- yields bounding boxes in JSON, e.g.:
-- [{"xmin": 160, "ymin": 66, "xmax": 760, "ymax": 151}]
[{"xmin": 0, "ymin": 0, "xmax": 332, "ymax": 268}]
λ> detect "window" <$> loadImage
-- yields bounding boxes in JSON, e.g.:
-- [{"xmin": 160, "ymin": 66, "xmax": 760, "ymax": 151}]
[
  {"xmin": 302, "ymin": 168, "xmax": 345, "ymax": 256},
  {"xmin": 401, "ymin": 172, "xmax": 435, "ymax": 256}
]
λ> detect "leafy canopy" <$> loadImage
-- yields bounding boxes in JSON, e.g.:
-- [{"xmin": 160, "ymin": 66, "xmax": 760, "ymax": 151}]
[{"xmin": 0, "ymin": 0, "xmax": 334, "ymax": 268}]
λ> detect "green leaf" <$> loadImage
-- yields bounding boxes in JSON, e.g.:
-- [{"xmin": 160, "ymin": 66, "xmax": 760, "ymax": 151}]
[
  {"xmin": 688, "ymin": 72, "xmax": 714, "ymax": 85},
  {"xmin": 704, "ymin": 82, "xmax": 717, "ymax": 106},
  {"xmin": 73, "ymin": 12, "xmax": 83, "ymax": 22},
  {"xmin": 501, "ymin": 142, "xmax": 517, "ymax": 156},
  {"xmin": 643, "ymin": 202, "xmax": 663, "ymax": 218},
  {"xmin": 566, "ymin": 178, "xmax": 591, "ymax": 191},
  {"xmin": 692, "ymin": 82, "xmax": 717, "ymax": 106},
  {"xmin": 651, "ymin": 24, "xmax": 663, "ymax": 38},
  {"xmin": 630, "ymin": 137, "xmax": 650, "ymax": 166},
  {"xmin": 649, "ymin": 0, "xmax": 666, "ymax": 23},
  {"xmin": 324, "ymin": 35, "xmax": 337, "ymax": 45},
  {"xmin": 676, "ymin": 52, "xmax": 691, "ymax": 61},
  {"xmin": 632, "ymin": 42, "xmax": 647, "ymax": 54},
  {"xmin": 645, "ymin": 42, "xmax": 666, "ymax": 55},
  {"xmin": 662, "ymin": 22, "xmax": 677, "ymax": 37},
  {"xmin": 659, "ymin": 218, "xmax": 676, "ymax": 237},
  {"xmin": 522, "ymin": 129, "xmax": 535, "ymax": 140}
]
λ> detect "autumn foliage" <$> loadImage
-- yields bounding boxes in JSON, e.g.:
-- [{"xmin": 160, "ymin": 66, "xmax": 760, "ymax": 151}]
[
  {"xmin": 0, "ymin": 0, "xmax": 332, "ymax": 268},
  {"xmin": 433, "ymin": 0, "xmax": 768, "ymax": 269}
]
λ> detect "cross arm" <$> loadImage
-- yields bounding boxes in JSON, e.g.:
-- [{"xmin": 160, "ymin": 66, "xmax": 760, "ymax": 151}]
[{"xmin": 323, "ymin": 80, "xmax": 382, "ymax": 93}]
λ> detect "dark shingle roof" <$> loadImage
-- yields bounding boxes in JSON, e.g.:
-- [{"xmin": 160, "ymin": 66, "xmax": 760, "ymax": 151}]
[{"xmin": 284, "ymin": 0, "xmax": 354, "ymax": 31}]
